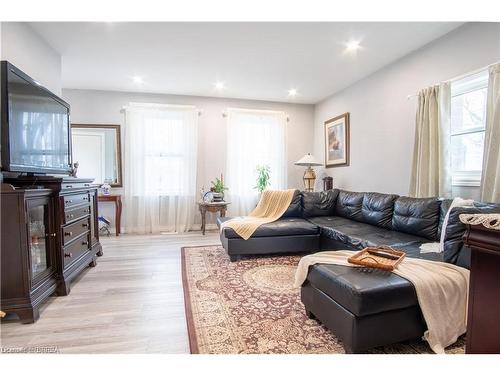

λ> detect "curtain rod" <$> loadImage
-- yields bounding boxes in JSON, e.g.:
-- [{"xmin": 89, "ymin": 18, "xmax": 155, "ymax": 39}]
[
  {"xmin": 221, "ymin": 108, "xmax": 290, "ymax": 122},
  {"xmin": 407, "ymin": 60, "xmax": 499, "ymax": 100},
  {"xmin": 120, "ymin": 104, "xmax": 202, "ymax": 116}
]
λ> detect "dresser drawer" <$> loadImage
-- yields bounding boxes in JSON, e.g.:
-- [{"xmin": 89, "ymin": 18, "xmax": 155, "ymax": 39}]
[
  {"xmin": 62, "ymin": 217, "xmax": 91, "ymax": 246},
  {"xmin": 64, "ymin": 204, "xmax": 91, "ymax": 224},
  {"xmin": 62, "ymin": 193, "xmax": 90, "ymax": 209},
  {"xmin": 63, "ymin": 232, "xmax": 90, "ymax": 268}
]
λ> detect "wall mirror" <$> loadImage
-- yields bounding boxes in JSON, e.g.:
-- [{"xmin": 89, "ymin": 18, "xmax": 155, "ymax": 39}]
[{"xmin": 71, "ymin": 124, "xmax": 123, "ymax": 187}]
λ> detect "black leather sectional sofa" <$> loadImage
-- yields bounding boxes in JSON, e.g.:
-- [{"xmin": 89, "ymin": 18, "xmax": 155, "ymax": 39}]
[{"xmin": 218, "ymin": 189, "xmax": 499, "ymax": 353}]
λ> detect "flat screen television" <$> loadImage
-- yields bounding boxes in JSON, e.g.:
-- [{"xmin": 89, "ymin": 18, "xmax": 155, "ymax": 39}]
[{"xmin": 1, "ymin": 61, "xmax": 71, "ymax": 175}]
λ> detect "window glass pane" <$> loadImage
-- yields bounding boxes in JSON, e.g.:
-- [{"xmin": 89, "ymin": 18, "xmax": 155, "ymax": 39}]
[
  {"xmin": 451, "ymin": 132, "xmax": 485, "ymax": 172},
  {"xmin": 451, "ymin": 86, "xmax": 487, "ymax": 134}
]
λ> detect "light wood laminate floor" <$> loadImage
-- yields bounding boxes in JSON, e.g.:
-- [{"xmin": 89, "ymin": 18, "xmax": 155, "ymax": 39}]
[{"xmin": 0, "ymin": 232, "xmax": 221, "ymax": 354}]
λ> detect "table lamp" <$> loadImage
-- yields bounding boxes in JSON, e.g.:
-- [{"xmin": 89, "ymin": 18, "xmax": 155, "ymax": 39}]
[{"xmin": 294, "ymin": 153, "xmax": 323, "ymax": 192}]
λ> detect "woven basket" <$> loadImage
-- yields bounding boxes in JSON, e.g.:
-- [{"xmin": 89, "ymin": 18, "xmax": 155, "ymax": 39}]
[{"xmin": 348, "ymin": 246, "xmax": 406, "ymax": 271}]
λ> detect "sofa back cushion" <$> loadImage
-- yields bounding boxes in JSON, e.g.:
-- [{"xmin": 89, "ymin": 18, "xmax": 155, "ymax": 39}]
[
  {"xmin": 361, "ymin": 192, "xmax": 399, "ymax": 229},
  {"xmin": 392, "ymin": 197, "xmax": 441, "ymax": 240},
  {"xmin": 281, "ymin": 190, "xmax": 303, "ymax": 218},
  {"xmin": 443, "ymin": 202, "xmax": 500, "ymax": 269},
  {"xmin": 334, "ymin": 190, "xmax": 364, "ymax": 221},
  {"xmin": 302, "ymin": 190, "xmax": 339, "ymax": 217}
]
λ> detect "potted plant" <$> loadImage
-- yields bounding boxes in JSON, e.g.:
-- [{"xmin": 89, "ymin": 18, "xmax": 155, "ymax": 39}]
[
  {"xmin": 210, "ymin": 174, "xmax": 228, "ymax": 202},
  {"xmin": 255, "ymin": 165, "xmax": 271, "ymax": 194}
]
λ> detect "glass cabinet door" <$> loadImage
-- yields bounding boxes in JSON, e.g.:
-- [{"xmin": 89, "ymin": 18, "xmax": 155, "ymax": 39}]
[
  {"xmin": 89, "ymin": 192, "xmax": 98, "ymax": 244},
  {"xmin": 28, "ymin": 203, "xmax": 50, "ymax": 279}
]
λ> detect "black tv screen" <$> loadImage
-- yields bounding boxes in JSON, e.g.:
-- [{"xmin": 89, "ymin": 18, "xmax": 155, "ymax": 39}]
[{"xmin": 1, "ymin": 61, "xmax": 71, "ymax": 174}]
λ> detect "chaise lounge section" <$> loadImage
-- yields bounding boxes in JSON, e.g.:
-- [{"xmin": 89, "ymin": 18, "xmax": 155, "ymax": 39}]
[{"xmin": 217, "ymin": 190, "xmax": 321, "ymax": 261}]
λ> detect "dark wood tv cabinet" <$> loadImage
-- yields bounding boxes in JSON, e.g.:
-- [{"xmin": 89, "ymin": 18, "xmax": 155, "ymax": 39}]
[{"xmin": 1, "ymin": 176, "xmax": 103, "ymax": 323}]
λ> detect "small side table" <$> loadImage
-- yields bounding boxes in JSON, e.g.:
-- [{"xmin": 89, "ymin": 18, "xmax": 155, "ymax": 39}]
[
  {"xmin": 198, "ymin": 201, "xmax": 230, "ymax": 235},
  {"xmin": 98, "ymin": 194, "xmax": 122, "ymax": 236}
]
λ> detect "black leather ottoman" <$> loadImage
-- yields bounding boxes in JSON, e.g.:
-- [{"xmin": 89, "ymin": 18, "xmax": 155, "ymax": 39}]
[
  {"xmin": 301, "ymin": 263, "xmax": 426, "ymax": 353},
  {"xmin": 217, "ymin": 217, "xmax": 320, "ymax": 261}
]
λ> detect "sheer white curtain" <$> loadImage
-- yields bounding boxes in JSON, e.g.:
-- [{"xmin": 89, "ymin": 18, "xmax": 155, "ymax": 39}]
[
  {"xmin": 480, "ymin": 63, "xmax": 500, "ymax": 203},
  {"xmin": 226, "ymin": 108, "xmax": 287, "ymax": 216},
  {"xmin": 123, "ymin": 103, "xmax": 198, "ymax": 233},
  {"xmin": 409, "ymin": 83, "xmax": 452, "ymax": 198}
]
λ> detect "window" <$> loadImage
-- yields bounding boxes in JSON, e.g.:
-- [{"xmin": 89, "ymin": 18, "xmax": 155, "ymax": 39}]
[
  {"xmin": 226, "ymin": 108, "xmax": 287, "ymax": 215},
  {"xmin": 143, "ymin": 114, "xmax": 187, "ymax": 195},
  {"xmin": 124, "ymin": 103, "xmax": 198, "ymax": 197},
  {"xmin": 450, "ymin": 70, "xmax": 489, "ymax": 186}
]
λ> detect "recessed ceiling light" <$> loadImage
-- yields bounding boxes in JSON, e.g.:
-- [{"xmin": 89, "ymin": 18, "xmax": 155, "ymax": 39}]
[
  {"xmin": 288, "ymin": 88, "xmax": 298, "ymax": 97},
  {"xmin": 345, "ymin": 40, "xmax": 361, "ymax": 52},
  {"xmin": 215, "ymin": 81, "xmax": 225, "ymax": 90},
  {"xmin": 132, "ymin": 76, "xmax": 144, "ymax": 84}
]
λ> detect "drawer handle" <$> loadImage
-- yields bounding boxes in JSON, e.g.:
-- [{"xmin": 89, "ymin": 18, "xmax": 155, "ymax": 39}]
[
  {"xmin": 82, "ymin": 223, "xmax": 89, "ymax": 228},
  {"xmin": 83, "ymin": 209, "xmax": 89, "ymax": 213},
  {"xmin": 82, "ymin": 241, "xmax": 89, "ymax": 246},
  {"xmin": 66, "ymin": 185, "xmax": 73, "ymax": 188},
  {"xmin": 67, "ymin": 214, "xmax": 74, "ymax": 219},
  {"xmin": 66, "ymin": 199, "xmax": 73, "ymax": 204},
  {"xmin": 64, "ymin": 252, "xmax": 73, "ymax": 258},
  {"xmin": 49, "ymin": 233, "xmax": 56, "ymax": 238},
  {"xmin": 83, "ymin": 197, "xmax": 88, "ymax": 201},
  {"xmin": 64, "ymin": 231, "xmax": 73, "ymax": 236}
]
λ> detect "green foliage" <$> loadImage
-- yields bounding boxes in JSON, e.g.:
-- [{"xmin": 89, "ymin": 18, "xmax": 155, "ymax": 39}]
[
  {"xmin": 255, "ymin": 165, "xmax": 271, "ymax": 193},
  {"xmin": 211, "ymin": 177, "xmax": 228, "ymax": 194}
]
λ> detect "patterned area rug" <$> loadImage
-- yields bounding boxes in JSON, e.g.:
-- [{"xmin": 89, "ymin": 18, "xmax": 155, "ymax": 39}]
[{"xmin": 181, "ymin": 245, "xmax": 465, "ymax": 354}]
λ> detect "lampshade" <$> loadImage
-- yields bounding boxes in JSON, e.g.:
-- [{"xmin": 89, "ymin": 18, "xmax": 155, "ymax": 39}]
[{"xmin": 294, "ymin": 153, "xmax": 322, "ymax": 167}]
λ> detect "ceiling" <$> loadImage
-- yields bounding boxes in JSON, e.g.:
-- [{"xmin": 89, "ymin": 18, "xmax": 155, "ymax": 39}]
[{"xmin": 30, "ymin": 22, "xmax": 463, "ymax": 104}]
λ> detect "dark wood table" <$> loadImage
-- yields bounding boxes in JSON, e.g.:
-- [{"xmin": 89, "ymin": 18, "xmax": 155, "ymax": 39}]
[
  {"xmin": 98, "ymin": 194, "xmax": 122, "ymax": 236},
  {"xmin": 198, "ymin": 201, "xmax": 230, "ymax": 235},
  {"xmin": 461, "ymin": 213, "xmax": 500, "ymax": 354}
]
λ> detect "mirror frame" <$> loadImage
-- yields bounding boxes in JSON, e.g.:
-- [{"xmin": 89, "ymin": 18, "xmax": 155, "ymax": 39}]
[{"xmin": 71, "ymin": 123, "xmax": 123, "ymax": 187}]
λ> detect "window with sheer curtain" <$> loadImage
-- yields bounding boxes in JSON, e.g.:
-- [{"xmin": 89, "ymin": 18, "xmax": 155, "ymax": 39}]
[
  {"xmin": 123, "ymin": 103, "xmax": 198, "ymax": 234},
  {"xmin": 225, "ymin": 108, "xmax": 287, "ymax": 216}
]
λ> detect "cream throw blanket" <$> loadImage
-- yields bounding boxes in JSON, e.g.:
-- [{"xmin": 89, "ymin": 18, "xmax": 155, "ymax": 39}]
[
  {"xmin": 294, "ymin": 251, "xmax": 470, "ymax": 354},
  {"xmin": 220, "ymin": 189, "xmax": 296, "ymax": 240}
]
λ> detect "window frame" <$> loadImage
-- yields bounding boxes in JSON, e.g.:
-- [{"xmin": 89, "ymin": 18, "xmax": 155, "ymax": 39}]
[{"xmin": 450, "ymin": 70, "xmax": 489, "ymax": 187}]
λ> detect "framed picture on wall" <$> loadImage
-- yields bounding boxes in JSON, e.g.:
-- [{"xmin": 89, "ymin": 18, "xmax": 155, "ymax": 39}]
[{"xmin": 324, "ymin": 113, "xmax": 350, "ymax": 168}]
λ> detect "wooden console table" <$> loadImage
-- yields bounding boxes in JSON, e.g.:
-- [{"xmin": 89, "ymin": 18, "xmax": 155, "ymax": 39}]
[
  {"xmin": 460, "ymin": 213, "xmax": 500, "ymax": 354},
  {"xmin": 98, "ymin": 194, "xmax": 122, "ymax": 236},
  {"xmin": 198, "ymin": 201, "xmax": 230, "ymax": 235}
]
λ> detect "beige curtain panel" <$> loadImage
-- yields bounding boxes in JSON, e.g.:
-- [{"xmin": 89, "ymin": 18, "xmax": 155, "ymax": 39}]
[
  {"xmin": 409, "ymin": 83, "xmax": 451, "ymax": 198},
  {"xmin": 480, "ymin": 63, "xmax": 500, "ymax": 203}
]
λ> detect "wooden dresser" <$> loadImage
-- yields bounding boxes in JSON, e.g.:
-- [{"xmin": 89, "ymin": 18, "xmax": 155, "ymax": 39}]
[
  {"xmin": 1, "ymin": 176, "xmax": 102, "ymax": 322},
  {"xmin": 461, "ymin": 213, "xmax": 500, "ymax": 354}
]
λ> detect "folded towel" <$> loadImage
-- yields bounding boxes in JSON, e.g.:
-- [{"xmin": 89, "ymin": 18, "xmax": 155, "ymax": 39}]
[
  {"xmin": 419, "ymin": 242, "xmax": 441, "ymax": 253},
  {"xmin": 419, "ymin": 197, "xmax": 474, "ymax": 254}
]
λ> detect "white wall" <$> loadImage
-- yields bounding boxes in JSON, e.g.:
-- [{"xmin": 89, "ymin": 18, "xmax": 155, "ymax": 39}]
[
  {"xmin": 313, "ymin": 23, "xmax": 500, "ymax": 199},
  {"xmin": 62, "ymin": 88, "xmax": 314, "ymax": 229},
  {"xmin": 0, "ymin": 22, "xmax": 62, "ymax": 95}
]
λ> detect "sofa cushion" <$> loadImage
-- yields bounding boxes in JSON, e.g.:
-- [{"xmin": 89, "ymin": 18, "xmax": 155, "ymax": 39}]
[
  {"xmin": 302, "ymin": 190, "xmax": 339, "ymax": 217},
  {"xmin": 308, "ymin": 216, "xmax": 429, "ymax": 257},
  {"xmin": 218, "ymin": 217, "xmax": 319, "ymax": 239},
  {"xmin": 361, "ymin": 192, "xmax": 399, "ymax": 229},
  {"xmin": 392, "ymin": 197, "xmax": 441, "ymax": 240},
  {"xmin": 334, "ymin": 190, "xmax": 364, "ymax": 221},
  {"xmin": 282, "ymin": 190, "xmax": 303, "ymax": 218},
  {"xmin": 306, "ymin": 263, "xmax": 418, "ymax": 316}
]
